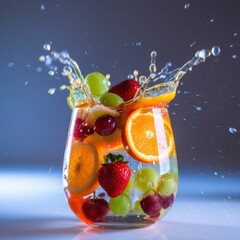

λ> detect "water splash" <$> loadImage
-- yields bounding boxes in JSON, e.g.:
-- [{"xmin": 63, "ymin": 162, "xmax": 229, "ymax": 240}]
[{"xmin": 39, "ymin": 44, "xmax": 219, "ymax": 108}]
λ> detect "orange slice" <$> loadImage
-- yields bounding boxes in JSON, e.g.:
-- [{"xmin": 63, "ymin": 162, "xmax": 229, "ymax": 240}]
[
  {"xmin": 86, "ymin": 128, "xmax": 123, "ymax": 153},
  {"xmin": 122, "ymin": 92, "xmax": 176, "ymax": 109},
  {"xmin": 68, "ymin": 142, "xmax": 100, "ymax": 196},
  {"xmin": 67, "ymin": 194, "xmax": 93, "ymax": 225},
  {"xmin": 122, "ymin": 108, "xmax": 174, "ymax": 164}
]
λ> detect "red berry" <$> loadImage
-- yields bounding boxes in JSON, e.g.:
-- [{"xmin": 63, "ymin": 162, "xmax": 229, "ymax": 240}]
[
  {"xmin": 140, "ymin": 194, "xmax": 163, "ymax": 217},
  {"xmin": 98, "ymin": 162, "xmax": 131, "ymax": 198},
  {"xmin": 94, "ymin": 115, "xmax": 117, "ymax": 136},
  {"xmin": 82, "ymin": 198, "xmax": 109, "ymax": 222},
  {"xmin": 159, "ymin": 193, "xmax": 174, "ymax": 209},
  {"xmin": 73, "ymin": 118, "xmax": 93, "ymax": 141},
  {"xmin": 109, "ymin": 79, "xmax": 141, "ymax": 102}
]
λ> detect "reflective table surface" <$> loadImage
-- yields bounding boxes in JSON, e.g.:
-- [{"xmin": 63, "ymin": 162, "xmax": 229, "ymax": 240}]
[{"xmin": 0, "ymin": 169, "xmax": 239, "ymax": 240}]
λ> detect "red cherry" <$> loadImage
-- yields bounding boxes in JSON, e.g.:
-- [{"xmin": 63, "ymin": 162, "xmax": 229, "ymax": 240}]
[
  {"xmin": 73, "ymin": 118, "xmax": 93, "ymax": 141},
  {"xmin": 94, "ymin": 115, "xmax": 117, "ymax": 136},
  {"xmin": 82, "ymin": 198, "xmax": 109, "ymax": 222},
  {"xmin": 140, "ymin": 194, "xmax": 163, "ymax": 217}
]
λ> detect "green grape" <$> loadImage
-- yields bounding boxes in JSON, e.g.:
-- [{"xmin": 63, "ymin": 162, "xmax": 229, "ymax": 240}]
[
  {"xmin": 134, "ymin": 168, "xmax": 159, "ymax": 193},
  {"xmin": 100, "ymin": 92, "xmax": 124, "ymax": 107},
  {"xmin": 109, "ymin": 194, "xmax": 131, "ymax": 216},
  {"xmin": 133, "ymin": 198, "xmax": 144, "ymax": 214},
  {"xmin": 122, "ymin": 179, "xmax": 133, "ymax": 194},
  {"xmin": 85, "ymin": 72, "xmax": 109, "ymax": 97},
  {"xmin": 157, "ymin": 173, "xmax": 178, "ymax": 196}
]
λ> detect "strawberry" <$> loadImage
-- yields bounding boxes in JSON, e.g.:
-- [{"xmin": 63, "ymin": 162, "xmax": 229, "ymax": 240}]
[
  {"xmin": 109, "ymin": 79, "xmax": 141, "ymax": 102},
  {"xmin": 98, "ymin": 153, "xmax": 131, "ymax": 198}
]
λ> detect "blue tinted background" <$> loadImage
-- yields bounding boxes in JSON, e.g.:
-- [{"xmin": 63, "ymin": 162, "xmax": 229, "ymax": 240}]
[{"xmin": 1, "ymin": 0, "xmax": 240, "ymax": 177}]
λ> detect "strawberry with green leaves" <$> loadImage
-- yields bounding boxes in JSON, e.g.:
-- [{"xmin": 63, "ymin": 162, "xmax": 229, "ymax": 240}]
[{"xmin": 98, "ymin": 153, "xmax": 131, "ymax": 198}]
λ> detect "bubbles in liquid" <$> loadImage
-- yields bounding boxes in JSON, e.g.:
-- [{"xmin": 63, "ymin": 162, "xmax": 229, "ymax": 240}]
[
  {"xmin": 48, "ymin": 88, "xmax": 56, "ymax": 95},
  {"xmin": 8, "ymin": 62, "xmax": 14, "ymax": 68},
  {"xmin": 232, "ymin": 54, "xmax": 237, "ymax": 59},
  {"xmin": 211, "ymin": 46, "xmax": 221, "ymax": 57},
  {"xmin": 229, "ymin": 127, "xmax": 237, "ymax": 134},
  {"xmin": 184, "ymin": 3, "xmax": 190, "ymax": 9},
  {"xmin": 43, "ymin": 44, "xmax": 51, "ymax": 51}
]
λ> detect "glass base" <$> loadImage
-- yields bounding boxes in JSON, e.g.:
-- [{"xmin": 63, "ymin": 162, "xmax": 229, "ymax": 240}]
[{"xmin": 88, "ymin": 213, "xmax": 158, "ymax": 229}]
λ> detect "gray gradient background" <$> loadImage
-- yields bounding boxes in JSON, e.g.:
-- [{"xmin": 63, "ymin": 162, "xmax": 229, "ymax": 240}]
[{"xmin": 1, "ymin": 0, "xmax": 240, "ymax": 177}]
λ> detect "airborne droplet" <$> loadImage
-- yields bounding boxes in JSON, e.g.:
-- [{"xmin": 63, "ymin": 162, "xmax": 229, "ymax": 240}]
[
  {"xmin": 48, "ymin": 88, "xmax": 56, "ymax": 95},
  {"xmin": 43, "ymin": 44, "xmax": 51, "ymax": 51},
  {"xmin": 229, "ymin": 127, "xmax": 237, "ymax": 134},
  {"xmin": 184, "ymin": 3, "xmax": 190, "ymax": 9},
  {"xmin": 211, "ymin": 46, "xmax": 221, "ymax": 57}
]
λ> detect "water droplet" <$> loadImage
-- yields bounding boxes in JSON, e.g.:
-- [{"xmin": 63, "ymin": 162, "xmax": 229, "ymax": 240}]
[
  {"xmin": 229, "ymin": 127, "xmax": 237, "ymax": 134},
  {"xmin": 60, "ymin": 85, "xmax": 68, "ymax": 90},
  {"xmin": 48, "ymin": 88, "xmax": 56, "ymax": 95},
  {"xmin": 214, "ymin": 172, "xmax": 218, "ymax": 176},
  {"xmin": 184, "ymin": 3, "xmax": 190, "ymax": 9},
  {"xmin": 230, "ymin": 44, "xmax": 234, "ymax": 48},
  {"xmin": 36, "ymin": 67, "xmax": 42, "ymax": 72},
  {"xmin": 211, "ymin": 46, "xmax": 221, "ymax": 57},
  {"xmin": 8, "ymin": 62, "xmax": 14, "ymax": 68},
  {"xmin": 62, "ymin": 66, "xmax": 72, "ymax": 76},
  {"xmin": 149, "ymin": 63, "xmax": 157, "ymax": 73},
  {"xmin": 127, "ymin": 74, "xmax": 134, "ymax": 79},
  {"xmin": 190, "ymin": 41, "xmax": 196, "ymax": 48},
  {"xmin": 106, "ymin": 74, "xmax": 110, "ymax": 80},
  {"xmin": 136, "ymin": 42, "xmax": 142, "ymax": 47},
  {"xmin": 210, "ymin": 18, "xmax": 215, "ymax": 23},
  {"xmin": 195, "ymin": 106, "xmax": 202, "ymax": 111},
  {"xmin": 233, "ymin": 32, "xmax": 238, "ymax": 37},
  {"xmin": 43, "ymin": 44, "xmax": 51, "ymax": 51},
  {"xmin": 40, "ymin": 4, "xmax": 45, "ymax": 11},
  {"xmin": 39, "ymin": 55, "xmax": 45, "ymax": 62},
  {"xmin": 151, "ymin": 51, "xmax": 157, "ymax": 58},
  {"xmin": 25, "ymin": 81, "xmax": 29, "ymax": 85},
  {"xmin": 232, "ymin": 54, "xmax": 237, "ymax": 59},
  {"xmin": 44, "ymin": 55, "xmax": 52, "ymax": 66},
  {"xmin": 48, "ymin": 70, "xmax": 55, "ymax": 76},
  {"xmin": 195, "ymin": 49, "xmax": 211, "ymax": 60}
]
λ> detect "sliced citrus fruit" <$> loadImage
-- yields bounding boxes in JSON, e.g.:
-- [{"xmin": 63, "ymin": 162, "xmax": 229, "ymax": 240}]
[
  {"xmin": 122, "ymin": 108, "xmax": 174, "ymax": 164},
  {"xmin": 67, "ymin": 194, "xmax": 93, "ymax": 225},
  {"xmin": 122, "ymin": 92, "xmax": 176, "ymax": 109},
  {"xmin": 86, "ymin": 128, "xmax": 123, "ymax": 152},
  {"xmin": 68, "ymin": 142, "xmax": 100, "ymax": 196}
]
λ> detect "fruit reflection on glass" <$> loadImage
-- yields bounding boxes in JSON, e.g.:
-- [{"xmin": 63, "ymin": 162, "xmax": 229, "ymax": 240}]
[{"xmin": 40, "ymin": 48, "xmax": 212, "ymax": 228}]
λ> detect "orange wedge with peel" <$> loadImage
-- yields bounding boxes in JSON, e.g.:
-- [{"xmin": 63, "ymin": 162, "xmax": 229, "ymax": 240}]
[
  {"xmin": 122, "ymin": 108, "xmax": 174, "ymax": 164},
  {"xmin": 68, "ymin": 142, "xmax": 100, "ymax": 196}
]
